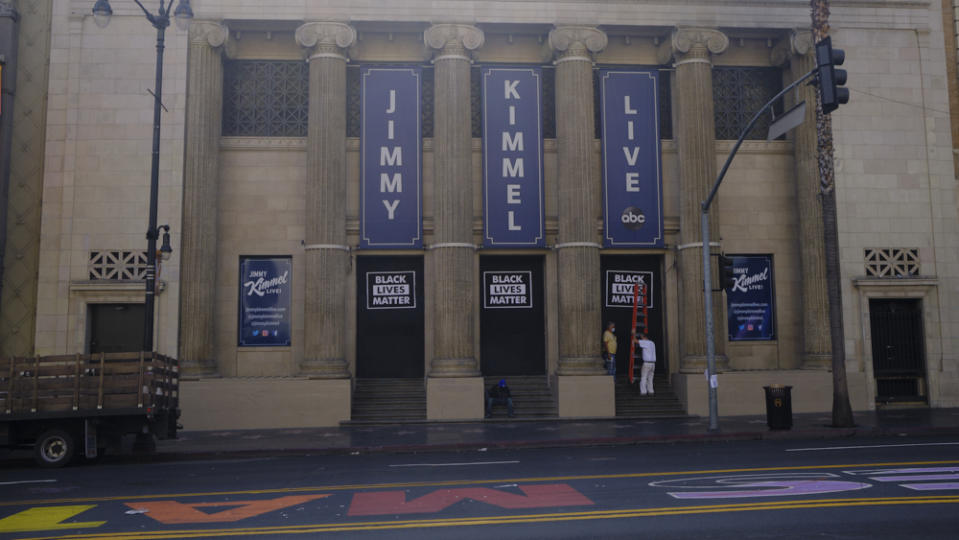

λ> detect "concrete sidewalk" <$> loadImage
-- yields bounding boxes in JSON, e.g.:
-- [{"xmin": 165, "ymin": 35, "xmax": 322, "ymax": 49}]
[{"xmin": 156, "ymin": 408, "xmax": 959, "ymax": 460}]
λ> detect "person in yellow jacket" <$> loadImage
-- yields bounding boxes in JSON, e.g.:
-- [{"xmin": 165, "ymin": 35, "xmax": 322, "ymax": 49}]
[{"xmin": 602, "ymin": 321, "xmax": 617, "ymax": 376}]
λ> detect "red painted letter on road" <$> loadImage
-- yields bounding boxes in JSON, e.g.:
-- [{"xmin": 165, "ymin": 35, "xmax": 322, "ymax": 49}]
[
  {"xmin": 348, "ymin": 484, "xmax": 592, "ymax": 516},
  {"xmin": 125, "ymin": 495, "xmax": 329, "ymax": 524}
]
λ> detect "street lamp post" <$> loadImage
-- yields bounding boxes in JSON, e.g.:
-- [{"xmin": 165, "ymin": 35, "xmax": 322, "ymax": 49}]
[{"xmin": 92, "ymin": 0, "xmax": 193, "ymax": 352}]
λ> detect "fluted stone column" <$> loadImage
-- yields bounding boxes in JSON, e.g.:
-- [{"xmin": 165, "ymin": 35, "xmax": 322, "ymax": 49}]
[
  {"xmin": 425, "ymin": 24, "xmax": 484, "ymax": 378},
  {"xmin": 658, "ymin": 28, "xmax": 729, "ymax": 373},
  {"xmin": 179, "ymin": 21, "xmax": 228, "ymax": 376},
  {"xmin": 549, "ymin": 27, "xmax": 608, "ymax": 377},
  {"xmin": 772, "ymin": 30, "xmax": 831, "ymax": 369},
  {"xmin": 295, "ymin": 22, "xmax": 356, "ymax": 378}
]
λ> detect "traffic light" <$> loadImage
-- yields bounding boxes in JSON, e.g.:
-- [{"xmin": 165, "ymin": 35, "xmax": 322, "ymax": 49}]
[
  {"xmin": 717, "ymin": 255, "xmax": 735, "ymax": 292},
  {"xmin": 815, "ymin": 36, "xmax": 849, "ymax": 114}
]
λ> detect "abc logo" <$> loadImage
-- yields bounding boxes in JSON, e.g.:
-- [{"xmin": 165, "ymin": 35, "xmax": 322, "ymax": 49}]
[{"xmin": 620, "ymin": 206, "xmax": 646, "ymax": 230}]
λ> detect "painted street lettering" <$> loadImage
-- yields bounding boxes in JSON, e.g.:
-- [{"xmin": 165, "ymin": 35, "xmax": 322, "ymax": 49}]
[{"xmin": 348, "ymin": 484, "xmax": 593, "ymax": 516}]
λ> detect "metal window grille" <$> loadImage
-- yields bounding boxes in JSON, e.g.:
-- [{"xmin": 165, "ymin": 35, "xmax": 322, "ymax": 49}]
[
  {"xmin": 713, "ymin": 66, "xmax": 783, "ymax": 140},
  {"xmin": 347, "ymin": 65, "xmax": 361, "ymax": 138},
  {"xmin": 422, "ymin": 67, "xmax": 434, "ymax": 138},
  {"xmin": 349, "ymin": 65, "xmax": 434, "ymax": 138},
  {"xmin": 865, "ymin": 248, "xmax": 920, "ymax": 278},
  {"xmin": 471, "ymin": 66, "xmax": 482, "ymax": 137},
  {"xmin": 88, "ymin": 251, "xmax": 147, "ymax": 281},
  {"xmin": 222, "ymin": 60, "xmax": 308, "ymax": 137},
  {"xmin": 593, "ymin": 68, "xmax": 672, "ymax": 139},
  {"xmin": 541, "ymin": 66, "xmax": 556, "ymax": 139}
]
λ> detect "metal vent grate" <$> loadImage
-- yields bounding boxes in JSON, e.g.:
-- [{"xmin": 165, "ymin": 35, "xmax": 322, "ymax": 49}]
[
  {"xmin": 865, "ymin": 248, "xmax": 920, "ymax": 278},
  {"xmin": 88, "ymin": 251, "xmax": 148, "ymax": 281}
]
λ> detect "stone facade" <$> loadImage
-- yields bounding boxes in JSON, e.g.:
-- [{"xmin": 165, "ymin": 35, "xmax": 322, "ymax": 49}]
[{"xmin": 2, "ymin": 0, "xmax": 956, "ymax": 429}]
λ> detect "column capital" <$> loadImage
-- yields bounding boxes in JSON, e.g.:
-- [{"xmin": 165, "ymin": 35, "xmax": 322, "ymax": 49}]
[
  {"xmin": 770, "ymin": 29, "xmax": 814, "ymax": 66},
  {"xmin": 424, "ymin": 24, "xmax": 485, "ymax": 61},
  {"xmin": 657, "ymin": 27, "xmax": 728, "ymax": 65},
  {"xmin": 189, "ymin": 21, "xmax": 229, "ymax": 47},
  {"xmin": 295, "ymin": 21, "xmax": 357, "ymax": 62},
  {"xmin": 547, "ymin": 26, "xmax": 607, "ymax": 63}
]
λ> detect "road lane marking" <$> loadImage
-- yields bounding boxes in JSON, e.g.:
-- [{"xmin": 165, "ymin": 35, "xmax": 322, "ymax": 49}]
[
  {"xmin": 0, "ymin": 480, "xmax": 56, "ymax": 486},
  {"xmin": 786, "ymin": 442, "xmax": 959, "ymax": 452},
  {"xmin": 3, "ymin": 460, "xmax": 958, "ymax": 508},
  {"xmin": 19, "ymin": 496, "xmax": 959, "ymax": 539},
  {"xmin": 389, "ymin": 461, "xmax": 520, "ymax": 467}
]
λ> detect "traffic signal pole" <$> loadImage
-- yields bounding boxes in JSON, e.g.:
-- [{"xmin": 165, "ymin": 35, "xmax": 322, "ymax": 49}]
[{"xmin": 700, "ymin": 67, "xmax": 818, "ymax": 432}]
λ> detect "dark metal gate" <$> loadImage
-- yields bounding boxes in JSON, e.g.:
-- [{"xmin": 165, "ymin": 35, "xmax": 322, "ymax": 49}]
[
  {"xmin": 479, "ymin": 255, "xmax": 546, "ymax": 375},
  {"xmin": 869, "ymin": 299, "xmax": 926, "ymax": 404},
  {"xmin": 600, "ymin": 255, "xmax": 667, "ymax": 375},
  {"xmin": 88, "ymin": 303, "xmax": 144, "ymax": 353},
  {"xmin": 355, "ymin": 256, "xmax": 425, "ymax": 378}
]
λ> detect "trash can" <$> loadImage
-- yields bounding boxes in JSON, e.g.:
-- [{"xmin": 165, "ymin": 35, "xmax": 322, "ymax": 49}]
[{"xmin": 763, "ymin": 385, "xmax": 793, "ymax": 430}]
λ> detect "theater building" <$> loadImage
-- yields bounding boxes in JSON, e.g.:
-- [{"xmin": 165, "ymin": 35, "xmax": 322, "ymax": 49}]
[{"xmin": 2, "ymin": 0, "xmax": 958, "ymax": 429}]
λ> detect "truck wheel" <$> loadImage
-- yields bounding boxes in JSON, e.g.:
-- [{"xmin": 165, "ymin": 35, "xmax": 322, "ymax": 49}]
[{"xmin": 34, "ymin": 428, "xmax": 76, "ymax": 468}]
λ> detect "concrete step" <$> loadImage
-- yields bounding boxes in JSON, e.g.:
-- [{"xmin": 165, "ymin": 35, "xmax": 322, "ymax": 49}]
[{"xmin": 352, "ymin": 378, "xmax": 427, "ymax": 422}]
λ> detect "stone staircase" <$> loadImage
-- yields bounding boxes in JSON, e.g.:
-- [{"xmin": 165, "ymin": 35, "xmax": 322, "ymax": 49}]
[
  {"xmin": 615, "ymin": 374, "xmax": 687, "ymax": 418},
  {"xmin": 350, "ymin": 378, "xmax": 426, "ymax": 423},
  {"xmin": 483, "ymin": 375, "xmax": 557, "ymax": 419}
]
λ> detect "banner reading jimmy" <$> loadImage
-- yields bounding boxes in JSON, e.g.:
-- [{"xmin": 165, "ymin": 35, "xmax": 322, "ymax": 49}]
[
  {"xmin": 600, "ymin": 70, "xmax": 663, "ymax": 247},
  {"xmin": 238, "ymin": 257, "xmax": 292, "ymax": 347},
  {"xmin": 726, "ymin": 255, "xmax": 776, "ymax": 341},
  {"xmin": 482, "ymin": 67, "xmax": 545, "ymax": 247},
  {"xmin": 361, "ymin": 67, "xmax": 422, "ymax": 248}
]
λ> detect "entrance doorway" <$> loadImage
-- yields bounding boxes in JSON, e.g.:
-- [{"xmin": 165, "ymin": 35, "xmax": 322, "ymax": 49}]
[
  {"xmin": 600, "ymin": 255, "xmax": 666, "ymax": 376},
  {"xmin": 869, "ymin": 299, "xmax": 926, "ymax": 404},
  {"xmin": 88, "ymin": 303, "xmax": 144, "ymax": 353},
  {"xmin": 355, "ymin": 256, "xmax": 425, "ymax": 378},
  {"xmin": 479, "ymin": 255, "xmax": 545, "ymax": 375}
]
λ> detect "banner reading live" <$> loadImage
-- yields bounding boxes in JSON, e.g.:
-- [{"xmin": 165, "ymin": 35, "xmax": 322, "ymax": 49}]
[
  {"xmin": 482, "ymin": 67, "xmax": 545, "ymax": 247},
  {"xmin": 726, "ymin": 255, "xmax": 776, "ymax": 341},
  {"xmin": 599, "ymin": 70, "xmax": 664, "ymax": 247},
  {"xmin": 360, "ymin": 67, "xmax": 422, "ymax": 248},
  {"xmin": 238, "ymin": 257, "xmax": 292, "ymax": 347}
]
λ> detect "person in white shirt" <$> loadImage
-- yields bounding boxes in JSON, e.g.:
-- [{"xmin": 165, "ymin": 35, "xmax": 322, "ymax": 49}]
[{"xmin": 637, "ymin": 333, "xmax": 657, "ymax": 396}]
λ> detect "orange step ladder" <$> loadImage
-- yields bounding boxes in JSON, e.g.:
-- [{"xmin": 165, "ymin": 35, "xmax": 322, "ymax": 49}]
[{"xmin": 627, "ymin": 281, "xmax": 649, "ymax": 384}]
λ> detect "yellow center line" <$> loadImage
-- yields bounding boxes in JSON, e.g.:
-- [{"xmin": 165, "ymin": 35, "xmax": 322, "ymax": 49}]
[
  {"xmin": 19, "ymin": 496, "xmax": 959, "ymax": 540},
  {"xmin": 2, "ymin": 459, "xmax": 958, "ymax": 508}
]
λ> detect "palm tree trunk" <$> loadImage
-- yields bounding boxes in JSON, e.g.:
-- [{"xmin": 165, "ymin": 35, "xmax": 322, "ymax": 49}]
[{"xmin": 811, "ymin": 0, "xmax": 855, "ymax": 427}]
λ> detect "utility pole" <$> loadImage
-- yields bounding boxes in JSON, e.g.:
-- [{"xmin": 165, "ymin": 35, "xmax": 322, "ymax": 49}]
[{"xmin": 811, "ymin": 0, "xmax": 855, "ymax": 427}]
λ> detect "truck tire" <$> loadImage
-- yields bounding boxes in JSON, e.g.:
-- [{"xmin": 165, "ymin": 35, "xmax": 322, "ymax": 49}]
[{"xmin": 34, "ymin": 428, "xmax": 76, "ymax": 468}]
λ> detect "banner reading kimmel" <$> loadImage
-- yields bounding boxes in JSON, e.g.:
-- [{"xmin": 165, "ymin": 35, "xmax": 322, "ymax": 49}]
[
  {"xmin": 360, "ymin": 67, "xmax": 422, "ymax": 248},
  {"xmin": 600, "ymin": 70, "xmax": 664, "ymax": 247},
  {"xmin": 482, "ymin": 67, "xmax": 545, "ymax": 247}
]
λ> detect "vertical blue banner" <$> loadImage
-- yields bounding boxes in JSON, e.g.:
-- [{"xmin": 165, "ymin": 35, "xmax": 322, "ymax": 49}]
[
  {"xmin": 238, "ymin": 256, "xmax": 292, "ymax": 347},
  {"xmin": 727, "ymin": 255, "xmax": 776, "ymax": 341},
  {"xmin": 600, "ymin": 70, "xmax": 664, "ymax": 247},
  {"xmin": 482, "ymin": 67, "xmax": 545, "ymax": 247},
  {"xmin": 361, "ymin": 67, "xmax": 422, "ymax": 248}
]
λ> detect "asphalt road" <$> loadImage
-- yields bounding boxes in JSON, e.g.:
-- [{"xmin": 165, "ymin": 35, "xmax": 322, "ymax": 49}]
[{"xmin": 2, "ymin": 436, "xmax": 959, "ymax": 539}]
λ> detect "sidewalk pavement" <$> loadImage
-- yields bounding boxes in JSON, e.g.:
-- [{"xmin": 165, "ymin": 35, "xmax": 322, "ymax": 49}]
[{"xmin": 156, "ymin": 408, "xmax": 959, "ymax": 461}]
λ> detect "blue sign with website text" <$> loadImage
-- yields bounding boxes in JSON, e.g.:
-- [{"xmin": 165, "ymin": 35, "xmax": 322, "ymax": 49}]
[
  {"xmin": 238, "ymin": 257, "xmax": 292, "ymax": 347},
  {"xmin": 600, "ymin": 70, "xmax": 663, "ymax": 247},
  {"xmin": 726, "ymin": 255, "xmax": 776, "ymax": 341},
  {"xmin": 482, "ymin": 67, "xmax": 545, "ymax": 247},
  {"xmin": 360, "ymin": 67, "xmax": 422, "ymax": 248}
]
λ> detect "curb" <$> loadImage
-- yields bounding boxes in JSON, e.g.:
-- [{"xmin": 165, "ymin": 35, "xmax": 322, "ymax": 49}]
[{"xmin": 151, "ymin": 424, "xmax": 959, "ymax": 463}]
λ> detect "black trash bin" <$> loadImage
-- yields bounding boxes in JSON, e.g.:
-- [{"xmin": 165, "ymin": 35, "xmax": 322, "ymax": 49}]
[{"xmin": 763, "ymin": 385, "xmax": 793, "ymax": 430}]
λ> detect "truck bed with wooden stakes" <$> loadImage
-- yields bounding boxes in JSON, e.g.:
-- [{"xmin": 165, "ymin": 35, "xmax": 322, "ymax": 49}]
[{"xmin": 0, "ymin": 352, "xmax": 179, "ymax": 467}]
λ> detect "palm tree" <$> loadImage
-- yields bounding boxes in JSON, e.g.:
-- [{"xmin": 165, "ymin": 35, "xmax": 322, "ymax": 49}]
[{"xmin": 811, "ymin": 0, "xmax": 854, "ymax": 427}]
